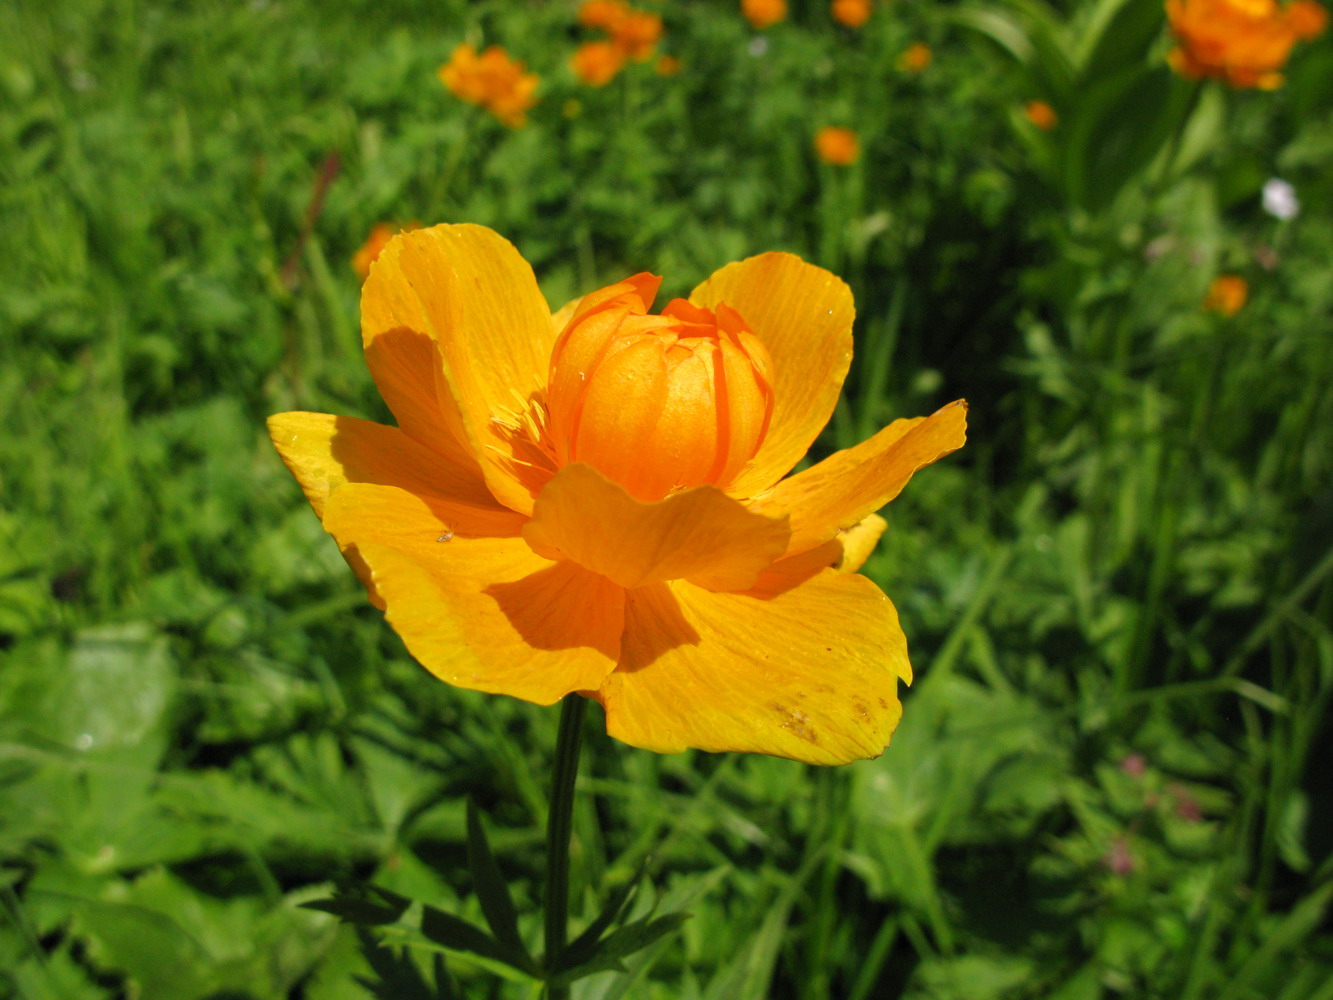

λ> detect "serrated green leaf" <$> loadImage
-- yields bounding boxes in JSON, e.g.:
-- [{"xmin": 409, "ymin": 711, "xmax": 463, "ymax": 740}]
[{"xmin": 465, "ymin": 799, "xmax": 527, "ymax": 958}]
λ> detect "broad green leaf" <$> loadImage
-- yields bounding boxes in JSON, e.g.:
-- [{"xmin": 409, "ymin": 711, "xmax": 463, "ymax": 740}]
[{"xmin": 1075, "ymin": 0, "xmax": 1165, "ymax": 81}]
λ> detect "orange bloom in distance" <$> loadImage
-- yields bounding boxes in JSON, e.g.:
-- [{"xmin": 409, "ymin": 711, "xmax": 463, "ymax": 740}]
[
  {"xmin": 898, "ymin": 42, "xmax": 933, "ymax": 73},
  {"xmin": 832, "ymin": 0, "xmax": 873, "ymax": 27},
  {"xmin": 268, "ymin": 225, "xmax": 967, "ymax": 764},
  {"xmin": 815, "ymin": 126, "xmax": 861, "ymax": 165},
  {"xmin": 655, "ymin": 54, "xmax": 682, "ymax": 75},
  {"xmin": 579, "ymin": 0, "xmax": 629, "ymax": 28},
  {"xmin": 352, "ymin": 222, "xmax": 422, "ymax": 280},
  {"xmin": 1166, "ymin": 0, "xmax": 1327, "ymax": 88},
  {"xmin": 573, "ymin": 40, "xmax": 628, "ymax": 86},
  {"xmin": 609, "ymin": 9, "xmax": 663, "ymax": 60},
  {"xmin": 743, "ymin": 0, "xmax": 788, "ymax": 29},
  {"xmin": 1024, "ymin": 99, "xmax": 1058, "ymax": 130},
  {"xmin": 438, "ymin": 43, "xmax": 539, "ymax": 127},
  {"xmin": 1204, "ymin": 274, "xmax": 1248, "ymax": 315}
]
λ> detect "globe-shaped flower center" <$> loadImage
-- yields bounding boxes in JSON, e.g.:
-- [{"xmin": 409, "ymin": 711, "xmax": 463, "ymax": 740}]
[{"xmin": 545, "ymin": 284, "xmax": 774, "ymax": 502}]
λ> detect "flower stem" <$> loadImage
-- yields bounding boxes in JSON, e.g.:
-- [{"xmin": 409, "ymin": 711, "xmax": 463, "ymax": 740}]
[{"xmin": 544, "ymin": 694, "xmax": 587, "ymax": 1000}]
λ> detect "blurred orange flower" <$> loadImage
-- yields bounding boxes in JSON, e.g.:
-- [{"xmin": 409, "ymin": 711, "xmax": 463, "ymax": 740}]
[
  {"xmin": 897, "ymin": 42, "xmax": 933, "ymax": 73},
  {"xmin": 269, "ymin": 224, "xmax": 966, "ymax": 764},
  {"xmin": 815, "ymin": 126, "xmax": 861, "ymax": 165},
  {"xmin": 352, "ymin": 222, "xmax": 421, "ymax": 280},
  {"xmin": 572, "ymin": 40, "xmax": 628, "ymax": 86},
  {"xmin": 1024, "ymin": 99, "xmax": 1058, "ymax": 130},
  {"xmin": 438, "ymin": 43, "xmax": 539, "ymax": 127},
  {"xmin": 609, "ymin": 9, "xmax": 663, "ymax": 60},
  {"xmin": 832, "ymin": 0, "xmax": 873, "ymax": 27},
  {"xmin": 1166, "ymin": 0, "xmax": 1327, "ymax": 88},
  {"xmin": 743, "ymin": 0, "xmax": 787, "ymax": 29},
  {"xmin": 579, "ymin": 0, "xmax": 629, "ymax": 28},
  {"xmin": 656, "ymin": 54, "xmax": 682, "ymax": 75},
  {"xmin": 1204, "ymin": 274, "xmax": 1248, "ymax": 315}
]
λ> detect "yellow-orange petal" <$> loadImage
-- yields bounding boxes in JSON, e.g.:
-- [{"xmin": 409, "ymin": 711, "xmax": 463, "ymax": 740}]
[
  {"xmin": 368, "ymin": 225, "xmax": 557, "ymax": 514},
  {"xmin": 597, "ymin": 572, "xmax": 910, "ymax": 764},
  {"xmin": 523, "ymin": 463, "xmax": 790, "ymax": 591},
  {"xmin": 753, "ymin": 400, "xmax": 967, "ymax": 556},
  {"xmin": 836, "ymin": 513, "xmax": 887, "ymax": 573},
  {"xmin": 323, "ymin": 484, "xmax": 623, "ymax": 704},
  {"xmin": 362, "ymin": 326, "xmax": 481, "ymax": 477},
  {"xmin": 689, "ymin": 253, "xmax": 854, "ymax": 498},
  {"xmin": 267, "ymin": 411, "xmax": 518, "ymax": 534}
]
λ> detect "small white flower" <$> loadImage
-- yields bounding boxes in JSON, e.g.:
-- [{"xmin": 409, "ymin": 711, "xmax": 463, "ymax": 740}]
[
  {"xmin": 1262, "ymin": 178, "xmax": 1300, "ymax": 221},
  {"xmin": 748, "ymin": 37, "xmax": 770, "ymax": 57}
]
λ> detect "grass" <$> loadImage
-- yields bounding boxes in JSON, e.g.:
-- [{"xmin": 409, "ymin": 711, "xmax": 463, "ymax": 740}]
[{"xmin": 2, "ymin": 0, "xmax": 1331, "ymax": 997}]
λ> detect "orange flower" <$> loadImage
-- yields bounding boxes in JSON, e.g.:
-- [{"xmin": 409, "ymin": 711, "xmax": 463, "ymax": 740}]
[
  {"xmin": 1166, "ymin": 0, "xmax": 1327, "ymax": 88},
  {"xmin": 1204, "ymin": 274, "xmax": 1248, "ymax": 315},
  {"xmin": 609, "ymin": 9, "xmax": 663, "ymax": 60},
  {"xmin": 897, "ymin": 42, "xmax": 933, "ymax": 73},
  {"xmin": 579, "ymin": 0, "xmax": 630, "ymax": 28},
  {"xmin": 815, "ymin": 126, "xmax": 861, "ymax": 165},
  {"xmin": 352, "ymin": 222, "xmax": 421, "ymax": 280},
  {"xmin": 438, "ymin": 43, "xmax": 539, "ymax": 127},
  {"xmin": 742, "ymin": 0, "xmax": 787, "ymax": 29},
  {"xmin": 268, "ymin": 225, "xmax": 967, "ymax": 764},
  {"xmin": 655, "ymin": 54, "xmax": 682, "ymax": 75},
  {"xmin": 1024, "ymin": 99, "xmax": 1058, "ymax": 130},
  {"xmin": 572, "ymin": 40, "xmax": 628, "ymax": 86},
  {"xmin": 832, "ymin": 0, "xmax": 873, "ymax": 27}
]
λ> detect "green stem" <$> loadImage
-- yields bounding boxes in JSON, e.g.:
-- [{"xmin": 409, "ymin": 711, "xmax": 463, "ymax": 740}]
[{"xmin": 544, "ymin": 695, "xmax": 587, "ymax": 1000}]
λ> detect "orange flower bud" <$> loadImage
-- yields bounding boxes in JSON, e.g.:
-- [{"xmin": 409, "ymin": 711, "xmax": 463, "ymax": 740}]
[
  {"xmin": 897, "ymin": 42, "xmax": 932, "ymax": 73},
  {"xmin": 832, "ymin": 0, "xmax": 872, "ymax": 28},
  {"xmin": 1204, "ymin": 274, "xmax": 1248, "ymax": 316},
  {"xmin": 814, "ymin": 126, "xmax": 860, "ymax": 166},
  {"xmin": 1024, "ymin": 99, "xmax": 1057, "ymax": 130},
  {"xmin": 546, "ymin": 278, "xmax": 775, "ymax": 502}
]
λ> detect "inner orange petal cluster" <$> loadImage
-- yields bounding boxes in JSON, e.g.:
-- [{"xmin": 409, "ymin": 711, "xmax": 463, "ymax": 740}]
[
  {"xmin": 438, "ymin": 43, "xmax": 539, "ymax": 126},
  {"xmin": 268, "ymin": 225, "xmax": 966, "ymax": 765},
  {"xmin": 1166, "ymin": 0, "xmax": 1327, "ymax": 88},
  {"xmin": 547, "ymin": 279, "xmax": 774, "ymax": 502}
]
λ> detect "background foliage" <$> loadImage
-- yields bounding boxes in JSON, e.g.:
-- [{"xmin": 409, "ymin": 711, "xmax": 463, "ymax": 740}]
[{"xmin": 2, "ymin": 0, "xmax": 1331, "ymax": 997}]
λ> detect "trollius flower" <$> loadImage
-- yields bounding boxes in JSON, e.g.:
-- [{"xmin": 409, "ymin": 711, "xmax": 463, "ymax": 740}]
[
  {"xmin": 1166, "ymin": 0, "xmax": 1327, "ymax": 89},
  {"xmin": 269, "ymin": 225, "xmax": 966, "ymax": 764}
]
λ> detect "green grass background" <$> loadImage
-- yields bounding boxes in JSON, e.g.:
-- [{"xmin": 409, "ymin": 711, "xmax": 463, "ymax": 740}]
[{"xmin": 2, "ymin": 0, "xmax": 1331, "ymax": 996}]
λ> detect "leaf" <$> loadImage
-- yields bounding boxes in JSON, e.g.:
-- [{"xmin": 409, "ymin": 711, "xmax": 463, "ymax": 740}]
[
  {"xmin": 1075, "ymin": 0, "xmax": 1165, "ymax": 82},
  {"xmin": 356, "ymin": 927, "xmax": 459, "ymax": 1000},
  {"xmin": 555, "ymin": 858, "xmax": 649, "ymax": 972},
  {"xmin": 1064, "ymin": 66, "xmax": 1192, "ymax": 212},
  {"xmin": 465, "ymin": 799, "xmax": 527, "ymax": 958},
  {"xmin": 548, "ymin": 913, "xmax": 690, "ymax": 987},
  {"xmin": 303, "ymin": 885, "xmax": 410, "ymax": 927},
  {"xmin": 419, "ymin": 904, "xmax": 536, "ymax": 976}
]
